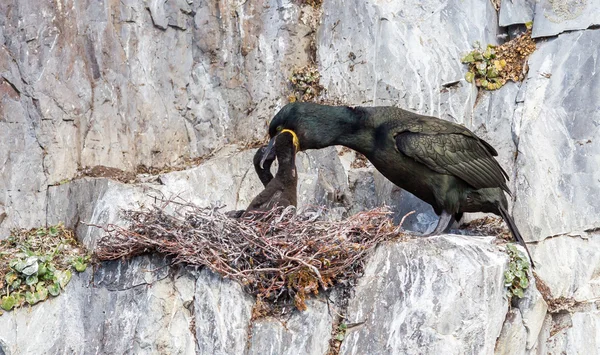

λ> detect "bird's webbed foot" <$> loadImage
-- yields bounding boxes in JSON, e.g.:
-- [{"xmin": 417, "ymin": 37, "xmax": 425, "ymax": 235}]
[{"xmin": 427, "ymin": 210, "xmax": 454, "ymax": 236}]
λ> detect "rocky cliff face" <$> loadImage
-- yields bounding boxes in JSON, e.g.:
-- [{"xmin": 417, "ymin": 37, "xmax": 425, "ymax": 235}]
[{"xmin": 1, "ymin": 0, "xmax": 599, "ymax": 354}]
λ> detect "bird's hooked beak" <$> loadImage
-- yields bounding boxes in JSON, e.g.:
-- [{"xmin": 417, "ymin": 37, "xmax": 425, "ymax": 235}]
[{"xmin": 259, "ymin": 129, "xmax": 300, "ymax": 169}]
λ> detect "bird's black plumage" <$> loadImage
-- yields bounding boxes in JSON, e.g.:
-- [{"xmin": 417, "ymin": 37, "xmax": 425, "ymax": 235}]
[
  {"xmin": 266, "ymin": 102, "xmax": 534, "ymax": 266},
  {"xmin": 244, "ymin": 132, "xmax": 298, "ymax": 215},
  {"xmin": 225, "ymin": 145, "xmax": 277, "ymax": 218},
  {"xmin": 253, "ymin": 145, "xmax": 276, "ymax": 187}
]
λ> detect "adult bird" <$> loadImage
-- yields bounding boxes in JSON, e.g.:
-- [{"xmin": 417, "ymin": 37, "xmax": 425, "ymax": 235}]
[
  {"xmin": 262, "ymin": 102, "xmax": 534, "ymax": 265},
  {"xmin": 244, "ymin": 130, "xmax": 299, "ymax": 215}
]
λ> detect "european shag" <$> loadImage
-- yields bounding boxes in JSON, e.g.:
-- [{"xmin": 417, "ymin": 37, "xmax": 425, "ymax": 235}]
[
  {"xmin": 244, "ymin": 130, "xmax": 299, "ymax": 215},
  {"xmin": 253, "ymin": 145, "xmax": 276, "ymax": 187},
  {"xmin": 262, "ymin": 102, "xmax": 534, "ymax": 266},
  {"xmin": 224, "ymin": 145, "xmax": 277, "ymax": 218}
]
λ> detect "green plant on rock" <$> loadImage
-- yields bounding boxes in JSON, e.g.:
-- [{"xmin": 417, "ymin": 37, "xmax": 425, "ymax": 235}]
[
  {"xmin": 461, "ymin": 45, "xmax": 507, "ymax": 90},
  {"xmin": 504, "ymin": 244, "xmax": 530, "ymax": 299},
  {"xmin": 462, "ymin": 25, "xmax": 536, "ymax": 91},
  {"xmin": 0, "ymin": 223, "xmax": 89, "ymax": 312},
  {"xmin": 288, "ymin": 65, "xmax": 324, "ymax": 103}
]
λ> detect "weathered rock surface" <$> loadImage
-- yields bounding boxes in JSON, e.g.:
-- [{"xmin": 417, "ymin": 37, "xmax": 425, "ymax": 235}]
[
  {"xmin": 247, "ymin": 299, "xmax": 332, "ymax": 355},
  {"xmin": 499, "ymin": 0, "xmax": 535, "ymax": 27},
  {"xmin": 0, "ymin": 0, "xmax": 317, "ymax": 236},
  {"xmin": 0, "ymin": 233, "xmax": 518, "ymax": 355},
  {"xmin": 532, "ymin": 0, "xmax": 600, "ymax": 38},
  {"xmin": 495, "ymin": 309, "xmax": 528, "ymax": 355},
  {"xmin": 0, "ymin": 257, "xmax": 196, "ymax": 355},
  {"xmin": 340, "ymin": 235, "xmax": 508, "ymax": 355},
  {"xmin": 513, "ymin": 29, "xmax": 600, "ymax": 242}
]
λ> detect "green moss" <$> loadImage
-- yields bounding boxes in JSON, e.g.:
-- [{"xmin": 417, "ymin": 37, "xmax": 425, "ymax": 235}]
[
  {"xmin": 0, "ymin": 223, "xmax": 90, "ymax": 312},
  {"xmin": 504, "ymin": 244, "xmax": 530, "ymax": 299}
]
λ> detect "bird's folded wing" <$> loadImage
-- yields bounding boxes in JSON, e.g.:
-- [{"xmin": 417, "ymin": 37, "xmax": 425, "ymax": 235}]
[{"xmin": 395, "ymin": 131, "xmax": 510, "ymax": 193}]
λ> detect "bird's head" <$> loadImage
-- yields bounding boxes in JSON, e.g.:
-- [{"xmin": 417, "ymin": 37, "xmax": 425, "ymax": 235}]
[{"xmin": 261, "ymin": 102, "xmax": 350, "ymax": 167}]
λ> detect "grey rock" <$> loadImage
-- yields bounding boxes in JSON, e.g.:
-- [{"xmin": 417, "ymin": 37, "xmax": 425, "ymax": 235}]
[
  {"xmin": 499, "ymin": 0, "xmax": 535, "ymax": 27},
  {"xmin": 318, "ymin": 0, "xmax": 497, "ymax": 119},
  {"xmin": 536, "ymin": 307, "xmax": 600, "ymax": 354},
  {"xmin": 530, "ymin": 230, "xmax": 600, "ymax": 302},
  {"xmin": 0, "ymin": 264, "xmax": 196, "ymax": 355},
  {"xmin": 0, "ymin": 0, "xmax": 318, "ymax": 240},
  {"xmin": 247, "ymin": 299, "xmax": 332, "ymax": 355},
  {"xmin": 295, "ymin": 147, "xmax": 350, "ymax": 210},
  {"xmin": 532, "ymin": 0, "xmax": 600, "ymax": 38},
  {"xmin": 373, "ymin": 171, "xmax": 437, "ymax": 233},
  {"xmin": 340, "ymin": 235, "xmax": 508, "ymax": 355},
  {"xmin": 513, "ymin": 29, "xmax": 600, "ymax": 242},
  {"xmin": 494, "ymin": 309, "xmax": 527, "ymax": 355},
  {"xmin": 517, "ymin": 276, "xmax": 549, "ymax": 349},
  {"xmin": 471, "ymin": 82, "xmax": 520, "ymax": 188},
  {"xmin": 195, "ymin": 269, "xmax": 254, "ymax": 355}
]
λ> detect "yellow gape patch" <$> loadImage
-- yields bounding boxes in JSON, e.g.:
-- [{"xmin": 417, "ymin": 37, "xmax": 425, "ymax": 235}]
[{"xmin": 280, "ymin": 129, "xmax": 300, "ymax": 152}]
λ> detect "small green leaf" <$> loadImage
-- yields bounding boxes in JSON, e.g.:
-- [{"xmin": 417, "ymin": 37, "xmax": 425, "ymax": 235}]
[
  {"xmin": 73, "ymin": 260, "xmax": 87, "ymax": 272},
  {"xmin": 26, "ymin": 291, "xmax": 39, "ymax": 305},
  {"xmin": 336, "ymin": 333, "xmax": 345, "ymax": 341},
  {"xmin": 11, "ymin": 260, "xmax": 27, "ymax": 273},
  {"xmin": 1, "ymin": 295, "xmax": 16, "ymax": 311},
  {"xmin": 514, "ymin": 270, "xmax": 525, "ymax": 279},
  {"xmin": 47, "ymin": 283, "xmax": 61, "ymax": 296},
  {"xmin": 339, "ymin": 323, "xmax": 348, "ymax": 331},
  {"xmin": 525, "ymin": 21, "xmax": 533, "ymax": 29},
  {"xmin": 486, "ymin": 67, "xmax": 499, "ymax": 78},
  {"xmin": 38, "ymin": 263, "xmax": 48, "ymax": 277},
  {"xmin": 25, "ymin": 274, "xmax": 39, "ymax": 286},
  {"xmin": 5, "ymin": 272, "xmax": 18, "ymax": 284},
  {"xmin": 520, "ymin": 277, "xmax": 529, "ymax": 289},
  {"xmin": 465, "ymin": 72, "xmax": 475, "ymax": 83},
  {"xmin": 513, "ymin": 288, "xmax": 525, "ymax": 298},
  {"xmin": 36, "ymin": 228, "xmax": 47, "ymax": 236},
  {"xmin": 49, "ymin": 226, "xmax": 59, "ymax": 237},
  {"xmin": 461, "ymin": 52, "xmax": 475, "ymax": 63},
  {"xmin": 507, "ymin": 244, "xmax": 518, "ymax": 253},
  {"xmin": 36, "ymin": 287, "xmax": 48, "ymax": 301},
  {"xmin": 13, "ymin": 292, "xmax": 25, "ymax": 307},
  {"xmin": 11, "ymin": 279, "xmax": 22, "ymax": 289},
  {"xmin": 42, "ymin": 270, "xmax": 55, "ymax": 281},
  {"xmin": 55, "ymin": 270, "xmax": 72, "ymax": 289}
]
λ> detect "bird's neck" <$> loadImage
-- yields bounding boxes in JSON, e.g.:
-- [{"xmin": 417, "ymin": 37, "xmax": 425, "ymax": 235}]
[
  {"xmin": 306, "ymin": 105, "xmax": 374, "ymax": 154},
  {"xmin": 275, "ymin": 153, "xmax": 297, "ymax": 184},
  {"xmin": 325, "ymin": 106, "xmax": 374, "ymax": 155}
]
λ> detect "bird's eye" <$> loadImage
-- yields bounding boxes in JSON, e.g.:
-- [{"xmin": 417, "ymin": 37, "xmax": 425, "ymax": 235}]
[{"xmin": 276, "ymin": 126, "xmax": 283, "ymax": 132}]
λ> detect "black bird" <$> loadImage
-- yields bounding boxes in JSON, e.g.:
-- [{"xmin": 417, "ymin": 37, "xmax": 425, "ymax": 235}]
[
  {"xmin": 244, "ymin": 130, "xmax": 299, "ymax": 215},
  {"xmin": 225, "ymin": 146, "xmax": 277, "ymax": 218},
  {"xmin": 253, "ymin": 145, "xmax": 276, "ymax": 187},
  {"xmin": 262, "ymin": 102, "xmax": 534, "ymax": 265}
]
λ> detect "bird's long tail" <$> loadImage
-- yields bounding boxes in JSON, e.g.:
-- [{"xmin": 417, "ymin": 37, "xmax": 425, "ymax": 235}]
[{"xmin": 498, "ymin": 205, "xmax": 535, "ymax": 269}]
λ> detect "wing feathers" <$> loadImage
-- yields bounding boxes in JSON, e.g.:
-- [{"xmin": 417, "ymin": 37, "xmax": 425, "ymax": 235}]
[{"xmin": 396, "ymin": 132, "xmax": 510, "ymax": 194}]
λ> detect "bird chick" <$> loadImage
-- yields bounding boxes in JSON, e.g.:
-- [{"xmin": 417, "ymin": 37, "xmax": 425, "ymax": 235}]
[{"xmin": 244, "ymin": 130, "xmax": 299, "ymax": 216}]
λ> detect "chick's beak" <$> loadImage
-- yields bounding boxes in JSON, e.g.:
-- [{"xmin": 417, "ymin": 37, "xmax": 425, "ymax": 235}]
[{"xmin": 260, "ymin": 136, "xmax": 277, "ymax": 169}]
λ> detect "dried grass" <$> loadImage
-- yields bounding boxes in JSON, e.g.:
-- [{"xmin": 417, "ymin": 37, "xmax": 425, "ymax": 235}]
[{"xmin": 95, "ymin": 200, "xmax": 405, "ymax": 310}]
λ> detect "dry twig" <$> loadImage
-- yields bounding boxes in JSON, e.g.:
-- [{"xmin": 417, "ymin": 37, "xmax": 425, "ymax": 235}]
[{"xmin": 95, "ymin": 201, "xmax": 404, "ymax": 310}]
